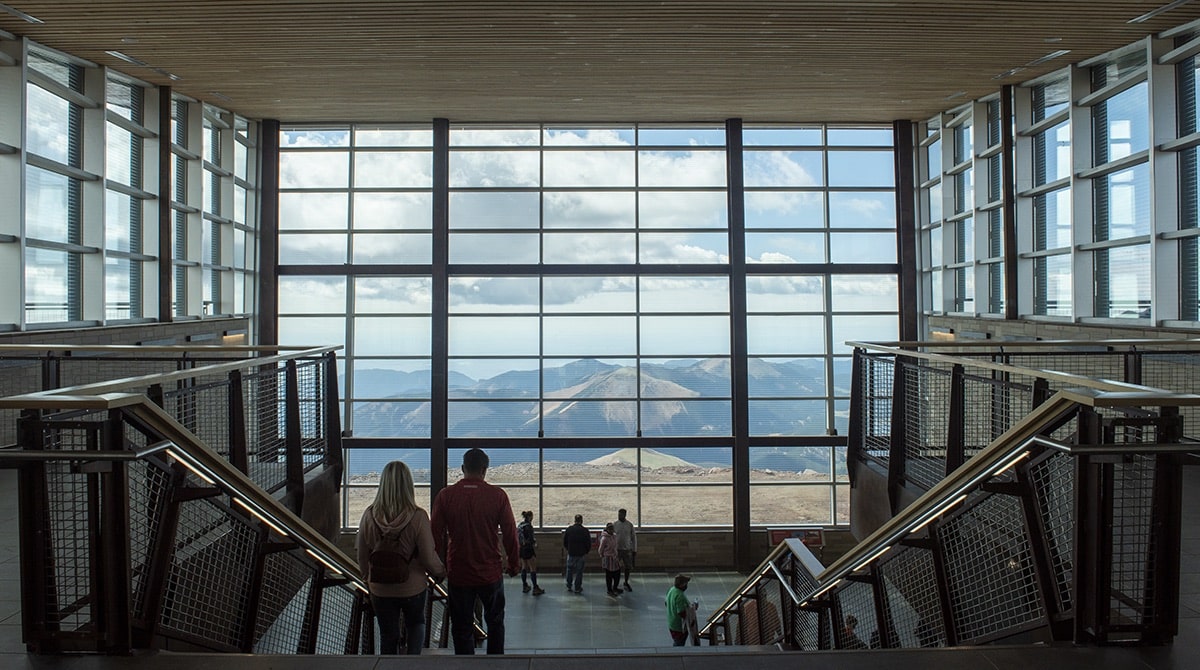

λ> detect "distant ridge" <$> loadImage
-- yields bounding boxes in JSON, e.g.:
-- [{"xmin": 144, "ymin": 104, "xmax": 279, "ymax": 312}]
[{"xmin": 586, "ymin": 447, "xmax": 696, "ymax": 469}]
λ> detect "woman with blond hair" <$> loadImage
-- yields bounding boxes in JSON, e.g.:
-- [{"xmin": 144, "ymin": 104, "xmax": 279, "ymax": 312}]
[{"xmin": 356, "ymin": 460, "xmax": 445, "ymax": 654}]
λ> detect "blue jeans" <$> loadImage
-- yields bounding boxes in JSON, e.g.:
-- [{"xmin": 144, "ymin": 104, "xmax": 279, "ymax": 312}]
[
  {"xmin": 565, "ymin": 555, "xmax": 586, "ymax": 591},
  {"xmin": 447, "ymin": 579, "xmax": 506, "ymax": 655},
  {"xmin": 371, "ymin": 591, "xmax": 427, "ymax": 655}
]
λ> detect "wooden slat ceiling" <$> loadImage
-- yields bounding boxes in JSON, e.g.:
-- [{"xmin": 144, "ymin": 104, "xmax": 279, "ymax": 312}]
[{"xmin": 3, "ymin": 1, "xmax": 1200, "ymax": 124}]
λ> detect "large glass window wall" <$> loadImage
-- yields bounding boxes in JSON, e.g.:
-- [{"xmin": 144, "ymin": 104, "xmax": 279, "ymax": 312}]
[{"xmin": 278, "ymin": 123, "xmax": 898, "ymax": 528}]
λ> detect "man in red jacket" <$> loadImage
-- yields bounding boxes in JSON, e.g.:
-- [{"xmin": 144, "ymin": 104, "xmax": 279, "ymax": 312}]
[{"xmin": 431, "ymin": 448, "xmax": 520, "ymax": 654}]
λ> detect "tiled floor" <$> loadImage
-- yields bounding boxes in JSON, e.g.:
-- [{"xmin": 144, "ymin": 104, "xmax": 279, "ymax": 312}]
[{"xmin": 1, "ymin": 465, "xmax": 1200, "ymax": 669}]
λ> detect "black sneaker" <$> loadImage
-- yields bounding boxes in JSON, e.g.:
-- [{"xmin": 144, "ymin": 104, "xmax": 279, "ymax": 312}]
[
  {"xmin": 522, "ymin": 584, "xmax": 531, "ymax": 593},
  {"xmin": 624, "ymin": 583, "xmax": 632, "ymax": 592},
  {"xmin": 574, "ymin": 587, "xmax": 583, "ymax": 594}
]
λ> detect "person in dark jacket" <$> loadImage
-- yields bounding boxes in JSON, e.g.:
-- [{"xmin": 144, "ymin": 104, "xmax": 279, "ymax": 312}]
[
  {"xmin": 562, "ymin": 514, "xmax": 591, "ymax": 593},
  {"xmin": 355, "ymin": 460, "xmax": 445, "ymax": 655}
]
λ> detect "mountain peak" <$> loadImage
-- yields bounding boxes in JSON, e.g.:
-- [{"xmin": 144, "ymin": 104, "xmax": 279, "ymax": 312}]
[{"xmin": 586, "ymin": 447, "xmax": 697, "ymax": 468}]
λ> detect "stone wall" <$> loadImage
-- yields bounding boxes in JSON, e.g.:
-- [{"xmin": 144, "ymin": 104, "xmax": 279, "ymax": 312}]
[{"xmin": 928, "ymin": 315, "xmax": 1197, "ymax": 342}]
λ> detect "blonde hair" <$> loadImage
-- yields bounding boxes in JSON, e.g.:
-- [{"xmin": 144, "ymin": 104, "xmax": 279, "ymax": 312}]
[{"xmin": 372, "ymin": 460, "xmax": 417, "ymax": 521}]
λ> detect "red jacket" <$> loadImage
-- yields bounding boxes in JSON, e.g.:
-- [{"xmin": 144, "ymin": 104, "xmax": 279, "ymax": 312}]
[{"xmin": 431, "ymin": 476, "xmax": 519, "ymax": 586}]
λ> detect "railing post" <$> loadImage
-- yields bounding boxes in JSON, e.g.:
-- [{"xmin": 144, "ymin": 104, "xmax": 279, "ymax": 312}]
[
  {"xmin": 868, "ymin": 567, "xmax": 895, "ymax": 648},
  {"xmin": 18, "ymin": 408, "xmax": 56, "ymax": 652},
  {"xmin": 96, "ymin": 410, "xmax": 133, "ymax": 654},
  {"xmin": 236, "ymin": 526, "xmax": 271, "ymax": 653},
  {"xmin": 1147, "ymin": 406, "xmax": 1183, "ymax": 644},
  {"xmin": 1031, "ymin": 378, "xmax": 1051, "ymax": 408},
  {"xmin": 323, "ymin": 352, "xmax": 343, "ymax": 473},
  {"xmin": 134, "ymin": 466, "xmax": 185, "ymax": 648},
  {"xmin": 229, "ymin": 370, "xmax": 248, "ymax": 474},
  {"xmin": 887, "ymin": 356, "xmax": 908, "ymax": 513},
  {"xmin": 297, "ymin": 567, "xmax": 324, "ymax": 654},
  {"xmin": 1013, "ymin": 454, "xmax": 1074, "ymax": 641},
  {"xmin": 285, "ymin": 360, "xmax": 305, "ymax": 513},
  {"xmin": 945, "ymin": 363, "xmax": 966, "ymax": 476},
  {"xmin": 1123, "ymin": 349, "xmax": 1142, "ymax": 385},
  {"xmin": 846, "ymin": 348, "xmax": 865, "ymax": 486},
  {"xmin": 1073, "ymin": 406, "xmax": 1107, "ymax": 644},
  {"xmin": 927, "ymin": 523, "xmax": 960, "ymax": 646}
]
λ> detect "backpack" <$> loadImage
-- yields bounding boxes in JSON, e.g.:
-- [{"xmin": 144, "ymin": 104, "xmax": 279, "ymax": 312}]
[
  {"xmin": 518, "ymin": 521, "xmax": 535, "ymax": 548},
  {"xmin": 368, "ymin": 522, "xmax": 418, "ymax": 584}
]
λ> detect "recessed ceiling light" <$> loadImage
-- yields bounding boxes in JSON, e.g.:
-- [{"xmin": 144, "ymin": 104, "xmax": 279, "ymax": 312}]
[
  {"xmin": 1026, "ymin": 49, "xmax": 1071, "ymax": 66},
  {"xmin": 993, "ymin": 66, "xmax": 1027, "ymax": 80},
  {"xmin": 105, "ymin": 50, "xmax": 149, "ymax": 67},
  {"xmin": 121, "ymin": 36, "xmax": 138, "ymax": 44},
  {"xmin": 945, "ymin": 91, "xmax": 967, "ymax": 100},
  {"xmin": 0, "ymin": 3, "xmax": 43, "ymax": 24},
  {"xmin": 1043, "ymin": 37, "xmax": 1063, "ymax": 43},
  {"xmin": 1128, "ymin": 0, "xmax": 1195, "ymax": 23}
]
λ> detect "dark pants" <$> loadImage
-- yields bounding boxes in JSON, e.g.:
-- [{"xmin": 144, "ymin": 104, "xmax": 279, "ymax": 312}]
[
  {"xmin": 371, "ymin": 591, "xmax": 427, "ymax": 655},
  {"xmin": 448, "ymin": 579, "xmax": 506, "ymax": 655}
]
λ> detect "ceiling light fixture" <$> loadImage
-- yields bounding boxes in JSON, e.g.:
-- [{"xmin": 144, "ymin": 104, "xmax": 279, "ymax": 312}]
[
  {"xmin": 1026, "ymin": 49, "xmax": 1072, "ymax": 66},
  {"xmin": 105, "ymin": 50, "xmax": 149, "ymax": 67},
  {"xmin": 993, "ymin": 66, "xmax": 1027, "ymax": 80},
  {"xmin": 0, "ymin": 3, "xmax": 43, "ymax": 24},
  {"xmin": 945, "ymin": 91, "xmax": 967, "ymax": 100},
  {"xmin": 151, "ymin": 66, "xmax": 181, "ymax": 81},
  {"xmin": 208, "ymin": 91, "xmax": 233, "ymax": 102},
  {"xmin": 1128, "ymin": 0, "xmax": 1195, "ymax": 23}
]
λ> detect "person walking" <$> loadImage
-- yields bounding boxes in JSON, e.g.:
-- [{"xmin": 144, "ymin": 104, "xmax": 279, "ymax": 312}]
[
  {"xmin": 431, "ymin": 448, "xmax": 520, "ymax": 655},
  {"xmin": 517, "ymin": 510, "xmax": 544, "ymax": 595},
  {"xmin": 613, "ymin": 507, "xmax": 637, "ymax": 591},
  {"xmin": 666, "ymin": 573, "xmax": 696, "ymax": 646},
  {"xmin": 599, "ymin": 522, "xmax": 622, "ymax": 597},
  {"xmin": 355, "ymin": 460, "xmax": 445, "ymax": 655},
  {"xmin": 562, "ymin": 514, "xmax": 591, "ymax": 594}
]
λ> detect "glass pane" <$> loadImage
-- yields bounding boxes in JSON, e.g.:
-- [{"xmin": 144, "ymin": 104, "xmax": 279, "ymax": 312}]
[
  {"xmin": 1098, "ymin": 244, "xmax": 1150, "ymax": 318},
  {"xmin": 106, "ymin": 125, "xmax": 135, "ymax": 186},
  {"xmin": 281, "ymin": 128, "xmax": 350, "ymax": 147},
  {"xmin": 355, "ymin": 277, "xmax": 432, "ymax": 313},
  {"xmin": 750, "ymin": 446, "xmax": 835, "ymax": 480},
  {"xmin": 830, "ymin": 233, "xmax": 897, "ymax": 263},
  {"xmin": 1095, "ymin": 81, "xmax": 1149, "ymax": 162},
  {"xmin": 544, "ymin": 191, "xmax": 635, "ymax": 228},
  {"xmin": 544, "ymin": 316, "xmax": 638, "ymax": 355},
  {"xmin": 746, "ymin": 276, "xmax": 825, "ymax": 312},
  {"xmin": 832, "ymin": 315, "xmax": 898, "ymax": 353},
  {"xmin": 745, "ymin": 232, "xmax": 827, "ymax": 263},
  {"xmin": 639, "ymin": 191, "xmax": 728, "ymax": 228},
  {"xmin": 449, "ymin": 151, "xmax": 540, "ymax": 187},
  {"xmin": 278, "ymin": 233, "xmax": 346, "ymax": 264},
  {"xmin": 351, "ymin": 233, "xmax": 432, "ymax": 264},
  {"xmin": 25, "ymin": 248, "xmax": 72, "ymax": 323},
  {"xmin": 449, "ymin": 127, "xmax": 541, "ymax": 146},
  {"xmin": 449, "ymin": 358, "xmax": 539, "ymax": 397},
  {"xmin": 828, "ymin": 128, "xmax": 893, "ymax": 146},
  {"xmin": 351, "ymin": 401, "xmax": 429, "ymax": 438},
  {"xmin": 543, "ymin": 276, "xmax": 636, "ymax": 312},
  {"xmin": 26, "ymin": 84, "xmax": 72, "ymax": 164},
  {"xmin": 456, "ymin": 448, "xmax": 541, "ymax": 485},
  {"xmin": 277, "ymin": 316, "xmax": 345, "ymax": 348},
  {"xmin": 354, "ymin": 127, "xmax": 432, "ymax": 147},
  {"xmin": 639, "ymin": 232, "xmax": 728, "ymax": 263},
  {"xmin": 104, "ymin": 256, "xmax": 134, "ymax": 320},
  {"xmin": 1035, "ymin": 122, "xmax": 1071, "ymax": 185},
  {"xmin": 638, "ymin": 150, "xmax": 726, "ymax": 187},
  {"xmin": 351, "ymin": 360, "xmax": 431, "ymax": 399},
  {"xmin": 1097, "ymin": 164, "xmax": 1150, "ymax": 240},
  {"xmin": 750, "ymin": 485, "xmax": 833, "ymax": 525},
  {"xmin": 545, "ymin": 359, "xmax": 636, "ymax": 397},
  {"xmin": 544, "ymin": 127, "xmax": 635, "ymax": 145},
  {"xmin": 747, "ymin": 315, "xmax": 826, "ymax": 355},
  {"xmin": 449, "ymin": 192, "xmax": 539, "ymax": 229},
  {"xmin": 353, "ymin": 192, "xmax": 431, "ymax": 230},
  {"xmin": 278, "ymin": 276, "xmax": 346, "ymax": 314},
  {"xmin": 829, "ymin": 192, "xmax": 896, "ymax": 228},
  {"xmin": 280, "ymin": 151, "xmax": 348, "ymax": 188},
  {"xmin": 744, "ymin": 151, "xmax": 823, "ymax": 187},
  {"xmin": 641, "ymin": 358, "xmax": 731, "ymax": 397},
  {"xmin": 640, "ymin": 400, "xmax": 731, "ymax": 436},
  {"xmin": 543, "ymin": 150, "xmax": 635, "ymax": 187},
  {"xmin": 450, "ymin": 233, "xmax": 540, "ymax": 263},
  {"xmin": 279, "ymin": 192, "xmax": 348, "ymax": 230},
  {"xmin": 449, "ymin": 277, "xmax": 540, "ymax": 313},
  {"xmin": 747, "ymin": 358, "xmax": 827, "ymax": 397},
  {"xmin": 640, "ymin": 276, "xmax": 729, "ymax": 313},
  {"xmin": 543, "ymin": 232, "xmax": 636, "ymax": 263},
  {"xmin": 25, "ymin": 166, "xmax": 73, "ymax": 243},
  {"xmin": 1036, "ymin": 254, "xmax": 1072, "ymax": 317},
  {"xmin": 105, "ymin": 190, "xmax": 135, "ymax": 252},
  {"xmin": 745, "ymin": 191, "xmax": 825, "ymax": 228},
  {"xmin": 749, "ymin": 399, "xmax": 828, "ymax": 435},
  {"xmin": 641, "ymin": 486, "xmax": 731, "ymax": 525},
  {"xmin": 637, "ymin": 127, "xmax": 725, "ymax": 146},
  {"xmin": 543, "ymin": 401, "xmax": 638, "ymax": 436},
  {"xmin": 1035, "ymin": 188, "xmax": 1072, "ymax": 250},
  {"xmin": 743, "ymin": 127, "xmax": 823, "ymax": 146},
  {"xmin": 642, "ymin": 448, "xmax": 732, "ymax": 481},
  {"xmin": 641, "ymin": 315, "xmax": 730, "ymax": 355},
  {"xmin": 831, "ymin": 275, "xmax": 898, "ymax": 311},
  {"xmin": 542, "ymin": 486, "xmax": 638, "ymax": 529},
  {"xmin": 449, "ymin": 316, "xmax": 539, "ymax": 355},
  {"xmin": 447, "ymin": 401, "xmax": 539, "ymax": 437},
  {"xmin": 354, "ymin": 316, "xmax": 431, "ymax": 356},
  {"xmin": 828, "ymin": 151, "xmax": 894, "ymax": 187}
]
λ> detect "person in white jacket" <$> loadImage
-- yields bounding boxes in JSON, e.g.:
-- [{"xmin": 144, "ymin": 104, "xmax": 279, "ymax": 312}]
[
  {"xmin": 613, "ymin": 508, "xmax": 637, "ymax": 591},
  {"xmin": 356, "ymin": 461, "xmax": 445, "ymax": 654}
]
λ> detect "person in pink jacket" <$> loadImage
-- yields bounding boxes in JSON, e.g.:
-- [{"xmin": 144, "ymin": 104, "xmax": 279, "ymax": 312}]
[
  {"xmin": 599, "ymin": 522, "xmax": 622, "ymax": 597},
  {"xmin": 356, "ymin": 460, "xmax": 446, "ymax": 654}
]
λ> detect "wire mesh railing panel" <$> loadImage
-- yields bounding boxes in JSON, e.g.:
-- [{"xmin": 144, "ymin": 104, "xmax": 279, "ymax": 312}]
[
  {"xmin": 309, "ymin": 583, "xmax": 358, "ymax": 654},
  {"xmin": 1141, "ymin": 353, "xmax": 1200, "ymax": 438},
  {"xmin": 834, "ymin": 580, "xmax": 876, "ymax": 649},
  {"xmin": 961, "ymin": 372, "xmax": 1034, "ymax": 459},
  {"xmin": 44, "ymin": 460, "xmax": 95, "ymax": 633},
  {"xmin": 162, "ymin": 379, "xmax": 234, "ymax": 459},
  {"xmin": 736, "ymin": 578, "xmax": 785, "ymax": 645},
  {"xmin": 253, "ymin": 550, "xmax": 315, "ymax": 654},
  {"xmin": 789, "ymin": 553, "xmax": 822, "ymax": 649},
  {"xmin": 295, "ymin": 360, "xmax": 327, "ymax": 466},
  {"xmin": 128, "ymin": 460, "xmax": 173, "ymax": 621},
  {"xmin": 903, "ymin": 363, "xmax": 952, "ymax": 489},
  {"xmin": 938, "ymin": 492, "xmax": 1045, "ymax": 643},
  {"xmin": 159, "ymin": 497, "xmax": 259, "ymax": 649},
  {"xmin": 242, "ymin": 365, "xmax": 287, "ymax": 491},
  {"xmin": 1109, "ymin": 455, "xmax": 1158, "ymax": 629},
  {"xmin": 877, "ymin": 544, "xmax": 946, "ymax": 648},
  {"xmin": 0, "ymin": 357, "xmax": 41, "ymax": 445},
  {"xmin": 861, "ymin": 354, "xmax": 895, "ymax": 461},
  {"xmin": 1027, "ymin": 451, "xmax": 1075, "ymax": 614},
  {"xmin": 1001, "ymin": 352, "xmax": 1126, "ymax": 385},
  {"xmin": 427, "ymin": 595, "xmax": 448, "ymax": 649}
]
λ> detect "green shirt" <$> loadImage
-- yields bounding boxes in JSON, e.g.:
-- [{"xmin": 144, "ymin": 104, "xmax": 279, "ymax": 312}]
[{"xmin": 666, "ymin": 586, "xmax": 690, "ymax": 632}]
